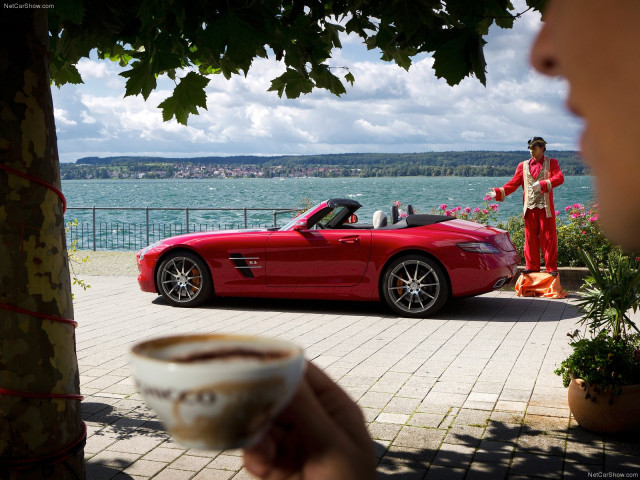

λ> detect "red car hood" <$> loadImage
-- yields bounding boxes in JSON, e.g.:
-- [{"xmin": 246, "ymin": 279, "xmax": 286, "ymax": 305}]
[{"xmin": 159, "ymin": 228, "xmax": 267, "ymax": 244}]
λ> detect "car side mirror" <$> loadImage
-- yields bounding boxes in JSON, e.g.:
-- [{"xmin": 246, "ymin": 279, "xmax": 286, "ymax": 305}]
[{"xmin": 292, "ymin": 220, "xmax": 307, "ymax": 231}]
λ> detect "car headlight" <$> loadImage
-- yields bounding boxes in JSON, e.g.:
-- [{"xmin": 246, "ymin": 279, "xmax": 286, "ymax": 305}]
[
  {"xmin": 139, "ymin": 241, "xmax": 163, "ymax": 260},
  {"xmin": 457, "ymin": 242, "xmax": 501, "ymax": 254}
]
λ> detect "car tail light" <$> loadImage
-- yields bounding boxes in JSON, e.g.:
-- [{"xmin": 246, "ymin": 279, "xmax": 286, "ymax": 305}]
[
  {"xmin": 457, "ymin": 242, "xmax": 501, "ymax": 254},
  {"xmin": 491, "ymin": 232, "xmax": 517, "ymax": 252}
]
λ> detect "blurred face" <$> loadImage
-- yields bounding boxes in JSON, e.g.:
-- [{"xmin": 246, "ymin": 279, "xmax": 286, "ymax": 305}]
[
  {"xmin": 530, "ymin": 0, "xmax": 640, "ymax": 250},
  {"xmin": 528, "ymin": 144, "xmax": 544, "ymax": 161}
]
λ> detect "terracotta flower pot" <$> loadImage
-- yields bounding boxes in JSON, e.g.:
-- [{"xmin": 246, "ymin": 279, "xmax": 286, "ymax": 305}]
[{"xmin": 568, "ymin": 378, "xmax": 640, "ymax": 433}]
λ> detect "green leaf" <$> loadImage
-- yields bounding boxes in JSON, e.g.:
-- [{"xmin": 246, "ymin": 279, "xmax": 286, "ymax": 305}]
[
  {"xmin": 50, "ymin": 59, "xmax": 83, "ymax": 87},
  {"xmin": 52, "ymin": 0, "xmax": 85, "ymax": 24},
  {"xmin": 323, "ymin": 23, "xmax": 344, "ymax": 49},
  {"xmin": 120, "ymin": 58, "xmax": 157, "ymax": 100},
  {"xmin": 469, "ymin": 34, "xmax": 487, "ymax": 86},
  {"xmin": 432, "ymin": 31, "xmax": 473, "ymax": 86},
  {"xmin": 100, "ymin": 44, "xmax": 133, "ymax": 67},
  {"xmin": 310, "ymin": 66, "xmax": 346, "ymax": 96},
  {"xmin": 157, "ymin": 71, "xmax": 210, "ymax": 125},
  {"xmin": 495, "ymin": 15, "xmax": 515, "ymax": 29},
  {"xmin": 197, "ymin": 64, "xmax": 222, "ymax": 76},
  {"xmin": 204, "ymin": 11, "xmax": 264, "ymax": 75},
  {"xmin": 345, "ymin": 72, "xmax": 355, "ymax": 86},
  {"xmin": 268, "ymin": 69, "xmax": 314, "ymax": 99},
  {"xmin": 526, "ymin": 0, "xmax": 548, "ymax": 14}
]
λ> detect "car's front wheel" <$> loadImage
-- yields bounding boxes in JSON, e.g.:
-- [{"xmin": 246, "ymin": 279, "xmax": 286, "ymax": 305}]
[
  {"xmin": 156, "ymin": 251, "xmax": 213, "ymax": 307},
  {"xmin": 382, "ymin": 255, "xmax": 449, "ymax": 317}
]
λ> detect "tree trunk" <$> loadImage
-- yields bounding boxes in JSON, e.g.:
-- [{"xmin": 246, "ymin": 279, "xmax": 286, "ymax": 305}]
[{"xmin": 0, "ymin": 7, "xmax": 84, "ymax": 480}]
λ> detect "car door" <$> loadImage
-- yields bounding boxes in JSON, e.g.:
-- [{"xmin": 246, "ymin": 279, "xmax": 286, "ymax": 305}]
[{"xmin": 265, "ymin": 229, "xmax": 372, "ymax": 286}]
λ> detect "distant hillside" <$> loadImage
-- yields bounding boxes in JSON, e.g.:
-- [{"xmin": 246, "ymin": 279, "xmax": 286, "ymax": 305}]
[{"xmin": 61, "ymin": 151, "xmax": 587, "ymax": 180}]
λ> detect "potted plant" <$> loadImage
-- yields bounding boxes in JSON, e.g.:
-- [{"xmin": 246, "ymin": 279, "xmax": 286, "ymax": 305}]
[{"xmin": 555, "ymin": 249, "xmax": 640, "ymax": 433}]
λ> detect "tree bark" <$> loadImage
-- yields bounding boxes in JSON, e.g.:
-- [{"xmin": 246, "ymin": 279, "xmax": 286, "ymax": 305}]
[{"xmin": 0, "ymin": 7, "xmax": 84, "ymax": 480}]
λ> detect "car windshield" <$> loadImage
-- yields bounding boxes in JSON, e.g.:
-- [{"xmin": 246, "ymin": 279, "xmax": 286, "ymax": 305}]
[
  {"xmin": 279, "ymin": 209, "xmax": 309, "ymax": 231},
  {"xmin": 278, "ymin": 200, "xmax": 358, "ymax": 231}
]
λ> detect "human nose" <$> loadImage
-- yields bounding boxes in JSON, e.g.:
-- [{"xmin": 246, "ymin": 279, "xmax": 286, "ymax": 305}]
[{"xmin": 530, "ymin": 9, "xmax": 559, "ymax": 77}]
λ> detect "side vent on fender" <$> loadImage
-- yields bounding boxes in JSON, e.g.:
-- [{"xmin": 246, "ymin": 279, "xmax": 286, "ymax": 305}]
[{"xmin": 229, "ymin": 253, "xmax": 261, "ymax": 279}]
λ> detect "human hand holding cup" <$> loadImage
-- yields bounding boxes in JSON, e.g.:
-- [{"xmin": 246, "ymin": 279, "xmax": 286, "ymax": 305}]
[{"xmin": 130, "ymin": 334, "xmax": 305, "ymax": 450}]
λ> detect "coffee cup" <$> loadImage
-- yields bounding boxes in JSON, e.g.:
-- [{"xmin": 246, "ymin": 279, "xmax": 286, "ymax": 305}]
[{"xmin": 130, "ymin": 334, "xmax": 305, "ymax": 450}]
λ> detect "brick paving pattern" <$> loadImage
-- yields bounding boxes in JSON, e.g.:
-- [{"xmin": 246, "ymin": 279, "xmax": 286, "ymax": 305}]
[{"xmin": 73, "ymin": 275, "xmax": 640, "ymax": 479}]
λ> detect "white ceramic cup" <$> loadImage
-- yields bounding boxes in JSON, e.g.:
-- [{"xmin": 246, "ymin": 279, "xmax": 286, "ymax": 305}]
[{"xmin": 130, "ymin": 334, "xmax": 305, "ymax": 450}]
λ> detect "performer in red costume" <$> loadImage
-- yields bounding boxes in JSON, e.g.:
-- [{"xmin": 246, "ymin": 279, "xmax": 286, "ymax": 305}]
[{"xmin": 488, "ymin": 137, "xmax": 564, "ymax": 275}]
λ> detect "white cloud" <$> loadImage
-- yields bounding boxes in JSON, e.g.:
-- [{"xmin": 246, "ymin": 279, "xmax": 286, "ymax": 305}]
[
  {"xmin": 80, "ymin": 111, "xmax": 96, "ymax": 124},
  {"xmin": 76, "ymin": 58, "xmax": 112, "ymax": 79},
  {"xmin": 54, "ymin": 108, "xmax": 77, "ymax": 126}
]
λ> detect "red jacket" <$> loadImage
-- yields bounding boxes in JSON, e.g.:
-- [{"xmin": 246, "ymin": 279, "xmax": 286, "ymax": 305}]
[{"xmin": 493, "ymin": 156, "xmax": 564, "ymax": 217}]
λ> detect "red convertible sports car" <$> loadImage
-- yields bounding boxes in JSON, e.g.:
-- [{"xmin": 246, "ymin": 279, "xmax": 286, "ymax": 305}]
[{"xmin": 137, "ymin": 198, "xmax": 519, "ymax": 317}]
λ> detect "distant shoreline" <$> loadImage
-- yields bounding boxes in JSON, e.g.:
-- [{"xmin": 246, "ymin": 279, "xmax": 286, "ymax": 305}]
[{"xmin": 60, "ymin": 151, "xmax": 588, "ymax": 180}]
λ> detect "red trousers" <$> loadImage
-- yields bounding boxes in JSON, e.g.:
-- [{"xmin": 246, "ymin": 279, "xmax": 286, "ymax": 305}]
[{"xmin": 524, "ymin": 207, "xmax": 558, "ymax": 272}]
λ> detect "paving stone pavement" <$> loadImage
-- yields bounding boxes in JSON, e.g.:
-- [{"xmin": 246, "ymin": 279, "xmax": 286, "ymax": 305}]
[{"xmin": 73, "ymin": 275, "xmax": 640, "ymax": 479}]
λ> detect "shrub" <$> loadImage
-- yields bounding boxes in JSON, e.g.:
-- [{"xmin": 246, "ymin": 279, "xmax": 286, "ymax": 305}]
[
  {"xmin": 493, "ymin": 202, "xmax": 624, "ymax": 267},
  {"xmin": 556, "ymin": 203, "xmax": 616, "ymax": 266},
  {"xmin": 554, "ymin": 331, "xmax": 640, "ymax": 394},
  {"xmin": 554, "ymin": 249, "xmax": 640, "ymax": 399}
]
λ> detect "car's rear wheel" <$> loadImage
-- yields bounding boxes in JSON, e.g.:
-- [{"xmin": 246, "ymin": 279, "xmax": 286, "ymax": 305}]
[
  {"xmin": 156, "ymin": 251, "xmax": 213, "ymax": 307},
  {"xmin": 382, "ymin": 255, "xmax": 449, "ymax": 317}
]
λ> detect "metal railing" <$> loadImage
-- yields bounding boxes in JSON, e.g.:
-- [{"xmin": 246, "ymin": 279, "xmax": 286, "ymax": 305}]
[{"xmin": 65, "ymin": 206, "xmax": 298, "ymax": 251}]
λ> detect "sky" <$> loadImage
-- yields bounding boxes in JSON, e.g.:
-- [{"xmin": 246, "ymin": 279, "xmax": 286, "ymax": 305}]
[{"xmin": 51, "ymin": 3, "xmax": 583, "ymax": 163}]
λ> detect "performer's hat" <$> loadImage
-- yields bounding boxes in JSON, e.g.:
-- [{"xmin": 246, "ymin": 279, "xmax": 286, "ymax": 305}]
[{"xmin": 527, "ymin": 136, "xmax": 547, "ymax": 148}]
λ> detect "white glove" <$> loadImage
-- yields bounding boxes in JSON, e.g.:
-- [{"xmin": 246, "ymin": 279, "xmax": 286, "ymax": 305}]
[
  {"xmin": 486, "ymin": 190, "xmax": 496, "ymax": 198},
  {"xmin": 532, "ymin": 181, "xmax": 542, "ymax": 193}
]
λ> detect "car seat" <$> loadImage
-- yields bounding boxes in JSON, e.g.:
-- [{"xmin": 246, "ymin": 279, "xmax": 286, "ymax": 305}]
[
  {"xmin": 390, "ymin": 205, "xmax": 399, "ymax": 224},
  {"xmin": 372, "ymin": 210, "xmax": 387, "ymax": 228}
]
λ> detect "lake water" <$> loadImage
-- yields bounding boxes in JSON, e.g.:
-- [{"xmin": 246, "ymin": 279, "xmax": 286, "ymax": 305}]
[{"xmin": 62, "ymin": 176, "xmax": 595, "ymax": 229}]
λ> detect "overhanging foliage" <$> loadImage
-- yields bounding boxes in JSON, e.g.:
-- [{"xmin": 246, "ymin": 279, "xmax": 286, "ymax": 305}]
[{"xmin": 49, "ymin": 0, "xmax": 546, "ymax": 125}]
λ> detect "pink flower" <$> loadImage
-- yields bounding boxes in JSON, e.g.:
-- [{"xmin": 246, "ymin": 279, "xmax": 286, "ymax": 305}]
[
  {"xmin": 564, "ymin": 206, "xmax": 572, "ymax": 212},
  {"xmin": 464, "ymin": 207, "xmax": 471, "ymax": 213},
  {"xmin": 573, "ymin": 203, "xmax": 581, "ymax": 208},
  {"xmin": 582, "ymin": 230, "xmax": 587, "ymax": 234},
  {"xmin": 483, "ymin": 195, "xmax": 492, "ymax": 201},
  {"xmin": 555, "ymin": 210, "xmax": 560, "ymax": 216},
  {"xmin": 474, "ymin": 207, "xmax": 480, "ymax": 213},
  {"xmin": 445, "ymin": 210, "xmax": 452, "ymax": 216},
  {"xmin": 394, "ymin": 200, "xmax": 401, "ymax": 207},
  {"xmin": 452, "ymin": 206, "xmax": 461, "ymax": 212},
  {"xmin": 589, "ymin": 215, "xmax": 598, "ymax": 222},
  {"xmin": 440, "ymin": 204, "xmax": 447, "ymax": 210},
  {"xmin": 482, "ymin": 209, "xmax": 488, "ymax": 214},
  {"xmin": 490, "ymin": 204, "xmax": 499, "ymax": 211}
]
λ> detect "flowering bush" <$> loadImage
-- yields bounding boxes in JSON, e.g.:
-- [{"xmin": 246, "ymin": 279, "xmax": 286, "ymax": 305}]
[
  {"xmin": 432, "ymin": 201, "xmax": 626, "ymax": 268},
  {"xmin": 431, "ymin": 196, "xmax": 500, "ymax": 225},
  {"xmin": 555, "ymin": 203, "xmax": 617, "ymax": 267}
]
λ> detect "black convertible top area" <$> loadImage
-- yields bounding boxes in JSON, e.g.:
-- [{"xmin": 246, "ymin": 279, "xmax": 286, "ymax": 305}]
[
  {"xmin": 406, "ymin": 214, "xmax": 455, "ymax": 226},
  {"xmin": 380, "ymin": 214, "xmax": 456, "ymax": 230},
  {"xmin": 327, "ymin": 198, "xmax": 363, "ymax": 208}
]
